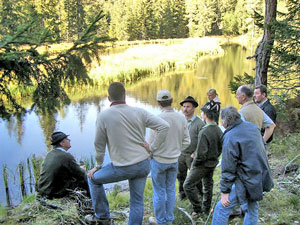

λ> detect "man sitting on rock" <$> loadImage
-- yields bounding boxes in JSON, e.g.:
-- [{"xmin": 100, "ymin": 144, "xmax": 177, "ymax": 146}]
[{"xmin": 37, "ymin": 131, "xmax": 89, "ymax": 199}]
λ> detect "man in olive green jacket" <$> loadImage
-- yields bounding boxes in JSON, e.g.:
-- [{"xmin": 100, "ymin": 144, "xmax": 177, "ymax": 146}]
[
  {"xmin": 177, "ymin": 96, "xmax": 205, "ymax": 200},
  {"xmin": 37, "ymin": 132, "xmax": 89, "ymax": 199}
]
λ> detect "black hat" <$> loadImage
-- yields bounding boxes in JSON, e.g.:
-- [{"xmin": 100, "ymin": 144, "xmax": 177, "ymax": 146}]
[
  {"xmin": 50, "ymin": 131, "xmax": 69, "ymax": 145},
  {"xmin": 180, "ymin": 96, "xmax": 198, "ymax": 108},
  {"xmin": 201, "ymin": 101, "xmax": 218, "ymax": 113}
]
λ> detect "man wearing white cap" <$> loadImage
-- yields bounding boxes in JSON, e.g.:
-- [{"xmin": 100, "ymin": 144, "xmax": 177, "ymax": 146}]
[{"xmin": 146, "ymin": 89, "xmax": 191, "ymax": 225}]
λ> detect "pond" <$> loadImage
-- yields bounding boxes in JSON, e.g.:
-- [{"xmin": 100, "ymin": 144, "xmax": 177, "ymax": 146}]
[{"xmin": 0, "ymin": 44, "xmax": 255, "ymax": 207}]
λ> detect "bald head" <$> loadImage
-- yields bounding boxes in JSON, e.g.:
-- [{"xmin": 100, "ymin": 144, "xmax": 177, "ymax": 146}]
[{"xmin": 236, "ymin": 85, "xmax": 253, "ymax": 105}]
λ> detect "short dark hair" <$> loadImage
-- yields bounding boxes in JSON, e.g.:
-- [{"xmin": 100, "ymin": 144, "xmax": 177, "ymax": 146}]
[
  {"xmin": 108, "ymin": 82, "xmax": 125, "ymax": 101},
  {"xmin": 255, "ymin": 84, "xmax": 268, "ymax": 97},
  {"xmin": 158, "ymin": 99, "xmax": 172, "ymax": 107},
  {"xmin": 203, "ymin": 110, "xmax": 215, "ymax": 120},
  {"xmin": 239, "ymin": 85, "xmax": 253, "ymax": 98},
  {"xmin": 54, "ymin": 143, "xmax": 62, "ymax": 148}
]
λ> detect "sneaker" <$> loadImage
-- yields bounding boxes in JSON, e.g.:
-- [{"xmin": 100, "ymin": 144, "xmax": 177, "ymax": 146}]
[
  {"xmin": 149, "ymin": 216, "xmax": 159, "ymax": 225},
  {"xmin": 84, "ymin": 214, "xmax": 111, "ymax": 225}
]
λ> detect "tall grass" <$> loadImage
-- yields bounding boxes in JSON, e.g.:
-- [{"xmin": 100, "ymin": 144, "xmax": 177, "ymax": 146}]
[
  {"xmin": 18, "ymin": 162, "xmax": 26, "ymax": 198},
  {"xmin": 26, "ymin": 157, "xmax": 33, "ymax": 193},
  {"xmin": 2, "ymin": 165, "xmax": 11, "ymax": 207},
  {"xmin": 31, "ymin": 155, "xmax": 42, "ymax": 190}
]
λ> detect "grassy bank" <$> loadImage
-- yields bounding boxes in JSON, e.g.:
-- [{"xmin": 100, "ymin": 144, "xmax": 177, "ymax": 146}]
[
  {"xmin": 88, "ymin": 37, "xmax": 225, "ymax": 87},
  {"xmin": 1, "ymin": 131, "xmax": 299, "ymax": 225}
]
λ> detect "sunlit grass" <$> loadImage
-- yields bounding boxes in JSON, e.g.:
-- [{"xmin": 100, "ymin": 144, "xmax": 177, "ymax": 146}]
[{"xmin": 89, "ymin": 37, "xmax": 225, "ymax": 86}]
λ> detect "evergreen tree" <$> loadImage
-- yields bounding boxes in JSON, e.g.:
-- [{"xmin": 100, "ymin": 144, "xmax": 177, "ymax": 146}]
[
  {"xmin": 36, "ymin": 0, "xmax": 61, "ymax": 40},
  {"xmin": 0, "ymin": 0, "xmax": 19, "ymax": 35},
  {"xmin": 269, "ymin": 0, "xmax": 300, "ymax": 96},
  {"xmin": 108, "ymin": 0, "xmax": 130, "ymax": 40},
  {"xmin": 0, "ymin": 12, "xmax": 111, "ymax": 119}
]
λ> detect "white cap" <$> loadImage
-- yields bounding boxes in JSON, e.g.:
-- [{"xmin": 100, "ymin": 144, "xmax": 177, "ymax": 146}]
[{"xmin": 157, "ymin": 90, "xmax": 172, "ymax": 101}]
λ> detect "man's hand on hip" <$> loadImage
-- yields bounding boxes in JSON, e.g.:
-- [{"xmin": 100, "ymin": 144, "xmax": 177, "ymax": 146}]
[
  {"xmin": 87, "ymin": 167, "xmax": 98, "ymax": 178},
  {"xmin": 221, "ymin": 193, "xmax": 231, "ymax": 207}
]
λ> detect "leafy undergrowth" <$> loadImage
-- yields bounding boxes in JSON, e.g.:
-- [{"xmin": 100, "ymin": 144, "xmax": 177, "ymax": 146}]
[{"xmin": 0, "ymin": 134, "xmax": 299, "ymax": 225}]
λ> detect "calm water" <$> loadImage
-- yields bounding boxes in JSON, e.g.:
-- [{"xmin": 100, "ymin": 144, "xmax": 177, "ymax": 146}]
[{"xmin": 0, "ymin": 44, "xmax": 255, "ymax": 206}]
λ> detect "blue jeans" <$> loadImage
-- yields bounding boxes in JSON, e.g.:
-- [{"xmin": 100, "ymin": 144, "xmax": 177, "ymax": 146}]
[
  {"xmin": 150, "ymin": 159, "xmax": 178, "ymax": 225},
  {"xmin": 88, "ymin": 159, "xmax": 150, "ymax": 225},
  {"xmin": 211, "ymin": 185, "xmax": 259, "ymax": 225}
]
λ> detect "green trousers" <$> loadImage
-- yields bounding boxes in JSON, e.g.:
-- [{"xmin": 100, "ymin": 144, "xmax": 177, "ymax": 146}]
[
  {"xmin": 183, "ymin": 165, "xmax": 215, "ymax": 213},
  {"xmin": 177, "ymin": 153, "xmax": 203, "ymax": 199}
]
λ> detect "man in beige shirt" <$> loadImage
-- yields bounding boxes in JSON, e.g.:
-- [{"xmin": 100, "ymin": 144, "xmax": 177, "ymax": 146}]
[
  {"xmin": 236, "ymin": 85, "xmax": 276, "ymax": 142},
  {"xmin": 146, "ymin": 90, "xmax": 190, "ymax": 225}
]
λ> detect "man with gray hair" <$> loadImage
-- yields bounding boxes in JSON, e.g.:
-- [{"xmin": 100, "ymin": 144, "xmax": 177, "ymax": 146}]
[
  {"xmin": 235, "ymin": 85, "xmax": 276, "ymax": 142},
  {"xmin": 211, "ymin": 106, "xmax": 273, "ymax": 225}
]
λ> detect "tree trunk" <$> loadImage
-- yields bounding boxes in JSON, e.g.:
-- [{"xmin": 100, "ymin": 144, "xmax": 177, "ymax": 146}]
[{"xmin": 254, "ymin": 0, "xmax": 277, "ymax": 87}]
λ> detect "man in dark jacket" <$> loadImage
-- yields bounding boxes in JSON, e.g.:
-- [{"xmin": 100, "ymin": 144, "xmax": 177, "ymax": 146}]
[
  {"xmin": 177, "ymin": 96, "xmax": 205, "ymax": 200},
  {"xmin": 183, "ymin": 101, "xmax": 223, "ymax": 216},
  {"xmin": 37, "ymin": 131, "xmax": 89, "ymax": 199},
  {"xmin": 254, "ymin": 84, "xmax": 277, "ymax": 143},
  {"xmin": 212, "ymin": 107, "xmax": 274, "ymax": 225}
]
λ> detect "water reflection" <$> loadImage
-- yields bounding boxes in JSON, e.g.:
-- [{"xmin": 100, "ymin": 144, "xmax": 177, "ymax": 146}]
[
  {"xmin": 0, "ymin": 44, "xmax": 255, "ymax": 206},
  {"xmin": 128, "ymin": 45, "xmax": 255, "ymax": 115}
]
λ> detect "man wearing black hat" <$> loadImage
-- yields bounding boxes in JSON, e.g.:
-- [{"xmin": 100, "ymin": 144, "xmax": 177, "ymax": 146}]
[
  {"xmin": 37, "ymin": 131, "xmax": 89, "ymax": 199},
  {"xmin": 177, "ymin": 96, "xmax": 205, "ymax": 201},
  {"xmin": 183, "ymin": 102, "xmax": 223, "ymax": 216}
]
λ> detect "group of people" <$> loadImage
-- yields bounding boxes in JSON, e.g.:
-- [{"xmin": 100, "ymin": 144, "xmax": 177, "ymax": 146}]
[{"xmin": 37, "ymin": 82, "xmax": 276, "ymax": 225}]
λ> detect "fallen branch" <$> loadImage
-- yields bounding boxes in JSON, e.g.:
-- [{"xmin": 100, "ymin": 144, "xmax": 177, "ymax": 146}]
[
  {"xmin": 37, "ymin": 198, "xmax": 63, "ymax": 210},
  {"xmin": 283, "ymin": 154, "xmax": 300, "ymax": 176},
  {"xmin": 176, "ymin": 207, "xmax": 196, "ymax": 225}
]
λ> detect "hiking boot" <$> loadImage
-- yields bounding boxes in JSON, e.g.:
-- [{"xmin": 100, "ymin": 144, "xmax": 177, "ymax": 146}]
[
  {"xmin": 149, "ymin": 216, "xmax": 159, "ymax": 225},
  {"xmin": 84, "ymin": 214, "xmax": 111, "ymax": 225}
]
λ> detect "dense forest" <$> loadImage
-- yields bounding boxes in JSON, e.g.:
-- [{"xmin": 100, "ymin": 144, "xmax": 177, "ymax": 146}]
[{"xmin": 0, "ymin": 0, "xmax": 264, "ymax": 41}]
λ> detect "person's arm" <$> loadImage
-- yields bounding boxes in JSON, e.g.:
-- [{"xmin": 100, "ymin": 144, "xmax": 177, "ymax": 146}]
[
  {"xmin": 94, "ymin": 115, "xmax": 107, "ymax": 168},
  {"xmin": 220, "ymin": 138, "xmax": 239, "ymax": 194},
  {"xmin": 66, "ymin": 154, "xmax": 87, "ymax": 180},
  {"xmin": 144, "ymin": 111, "xmax": 169, "ymax": 152},
  {"xmin": 262, "ymin": 112, "xmax": 276, "ymax": 142},
  {"xmin": 193, "ymin": 131, "xmax": 209, "ymax": 166},
  {"xmin": 181, "ymin": 122, "xmax": 191, "ymax": 151},
  {"xmin": 264, "ymin": 123, "xmax": 276, "ymax": 142}
]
